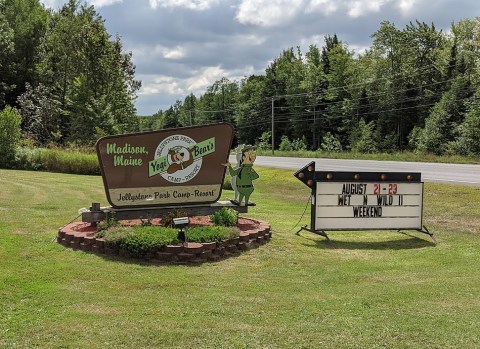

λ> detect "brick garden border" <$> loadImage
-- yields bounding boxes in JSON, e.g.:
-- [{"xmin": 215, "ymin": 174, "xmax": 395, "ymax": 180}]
[{"xmin": 57, "ymin": 218, "xmax": 271, "ymax": 264}]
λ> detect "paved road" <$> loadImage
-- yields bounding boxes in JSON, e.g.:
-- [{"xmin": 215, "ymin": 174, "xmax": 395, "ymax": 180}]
[{"xmin": 229, "ymin": 155, "xmax": 480, "ymax": 187}]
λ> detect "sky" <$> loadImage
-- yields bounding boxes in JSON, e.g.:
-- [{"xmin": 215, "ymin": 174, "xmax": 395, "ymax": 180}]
[{"xmin": 40, "ymin": 0, "xmax": 480, "ymax": 116}]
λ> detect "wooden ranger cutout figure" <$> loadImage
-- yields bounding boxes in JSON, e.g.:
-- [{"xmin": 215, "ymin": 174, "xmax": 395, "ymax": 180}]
[{"xmin": 223, "ymin": 145, "xmax": 259, "ymax": 206}]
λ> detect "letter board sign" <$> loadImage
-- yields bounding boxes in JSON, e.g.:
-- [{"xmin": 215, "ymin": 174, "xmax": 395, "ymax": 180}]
[
  {"xmin": 315, "ymin": 181, "xmax": 423, "ymax": 230},
  {"xmin": 96, "ymin": 123, "xmax": 233, "ymax": 208},
  {"xmin": 294, "ymin": 162, "xmax": 432, "ymax": 240}
]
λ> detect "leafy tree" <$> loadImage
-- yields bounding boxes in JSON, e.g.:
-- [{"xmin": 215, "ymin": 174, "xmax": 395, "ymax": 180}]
[
  {"xmin": 417, "ymin": 75, "xmax": 474, "ymax": 154},
  {"xmin": 264, "ymin": 48, "xmax": 305, "ymax": 147},
  {"xmin": 447, "ymin": 90, "xmax": 480, "ymax": 155},
  {"xmin": 181, "ymin": 93, "xmax": 197, "ymax": 126},
  {"xmin": 17, "ymin": 83, "xmax": 62, "ymax": 145},
  {"xmin": 350, "ymin": 119, "xmax": 378, "ymax": 153},
  {"xmin": 323, "ymin": 40, "xmax": 354, "ymax": 146},
  {"xmin": 301, "ymin": 44, "xmax": 326, "ymax": 149},
  {"xmin": 37, "ymin": 1, "xmax": 140, "ymax": 144},
  {"xmin": 235, "ymin": 75, "xmax": 269, "ymax": 145},
  {"xmin": 0, "ymin": 0, "xmax": 49, "ymax": 107},
  {"xmin": 0, "ymin": 11, "xmax": 15, "ymax": 109},
  {"xmin": 162, "ymin": 100, "xmax": 184, "ymax": 129},
  {"xmin": 0, "ymin": 106, "xmax": 21, "ymax": 167},
  {"xmin": 195, "ymin": 77, "xmax": 238, "ymax": 125}
]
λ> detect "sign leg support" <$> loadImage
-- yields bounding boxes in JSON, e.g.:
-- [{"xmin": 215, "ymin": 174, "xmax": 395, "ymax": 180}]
[
  {"xmin": 418, "ymin": 225, "xmax": 436, "ymax": 243},
  {"xmin": 296, "ymin": 225, "xmax": 330, "ymax": 241},
  {"xmin": 397, "ymin": 225, "xmax": 435, "ymax": 243}
]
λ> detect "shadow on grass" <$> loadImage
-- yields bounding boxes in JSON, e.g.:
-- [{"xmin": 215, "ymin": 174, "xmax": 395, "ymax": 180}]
[
  {"xmin": 86, "ymin": 252, "xmax": 210, "ymax": 267},
  {"xmin": 297, "ymin": 231, "xmax": 436, "ymax": 250}
]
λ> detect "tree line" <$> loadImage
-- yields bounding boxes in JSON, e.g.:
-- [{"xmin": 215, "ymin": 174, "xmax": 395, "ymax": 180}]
[
  {"xmin": 142, "ymin": 19, "xmax": 480, "ymax": 155},
  {"xmin": 0, "ymin": 0, "xmax": 140, "ymax": 147},
  {"xmin": 1, "ymin": 0, "xmax": 479, "ymax": 156}
]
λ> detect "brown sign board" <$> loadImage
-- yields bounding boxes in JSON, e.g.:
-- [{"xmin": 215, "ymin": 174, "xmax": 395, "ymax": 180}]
[{"xmin": 96, "ymin": 123, "xmax": 234, "ymax": 208}]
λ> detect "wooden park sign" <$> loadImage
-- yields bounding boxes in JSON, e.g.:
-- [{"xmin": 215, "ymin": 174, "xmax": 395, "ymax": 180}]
[
  {"xmin": 96, "ymin": 123, "xmax": 233, "ymax": 208},
  {"xmin": 294, "ymin": 161, "xmax": 433, "ymax": 241}
]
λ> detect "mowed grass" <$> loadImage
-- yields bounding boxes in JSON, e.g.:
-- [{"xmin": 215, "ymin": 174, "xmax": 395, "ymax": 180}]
[{"xmin": 1, "ymin": 168, "xmax": 479, "ymax": 348}]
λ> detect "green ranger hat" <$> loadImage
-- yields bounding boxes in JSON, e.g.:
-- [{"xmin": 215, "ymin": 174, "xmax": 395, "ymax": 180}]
[{"xmin": 242, "ymin": 145, "xmax": 256, "ymax": 153}]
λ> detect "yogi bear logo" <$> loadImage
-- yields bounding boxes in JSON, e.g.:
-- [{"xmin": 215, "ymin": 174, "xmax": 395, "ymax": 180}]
[{"xmin": 148, "ymin": 134, "xmax": 216, "ymax": 183}]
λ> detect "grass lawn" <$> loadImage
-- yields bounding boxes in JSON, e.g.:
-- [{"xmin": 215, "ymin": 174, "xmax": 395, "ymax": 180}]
[{"xmin": 1, "ymin": 168, "xmax": 479, "ymax": 348}]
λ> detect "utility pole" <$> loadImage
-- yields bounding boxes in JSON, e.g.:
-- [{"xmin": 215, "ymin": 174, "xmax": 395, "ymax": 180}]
[
  {"xmin": 271, "ymin": 97, "xmax": 275, "ymax": 155},
  {"xmin": 313, "ymin": 108, "xmax": 316, "ymax": 150}
]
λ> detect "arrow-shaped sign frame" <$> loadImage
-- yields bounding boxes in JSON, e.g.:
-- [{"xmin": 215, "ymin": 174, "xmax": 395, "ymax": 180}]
[{"xmin": 294, "ymin": 162, "xmax": 434, "ymax": 242}]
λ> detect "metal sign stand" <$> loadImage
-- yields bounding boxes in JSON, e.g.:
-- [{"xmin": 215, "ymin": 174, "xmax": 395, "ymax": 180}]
[
  {"xmin": 80, "ymin": 201, "xmax": 248, "ymax": 225},
  {"xmin": 296, "ymin": 223, "xmax": 330, "ymax": 241}
]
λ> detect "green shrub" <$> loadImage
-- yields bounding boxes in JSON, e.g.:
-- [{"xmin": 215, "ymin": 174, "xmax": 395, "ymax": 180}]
[
  {"xmin": 187, "ymin": 226, "xmax": 238, "ymax": 244},
  {"xmin": 210, "ymin": 207, "xmax": 238, "ymax": 226},
  {"xmin": 257, "ymin": 131, "xmax": 271, "ymax": 151},
  {"xmin": 0, "ymin": 106, "xmax": 21, "ymax": 168},
  {"xmin": 104, "ymin": 225, "xmax": 178, "ymax": 258},
  {"xmin": 102, "ymin": 226, "xmax": 133, "ymax": 247},
  {"xmin": 350, "ymin": 119, "xmax": 378, "ymax": 153},
  {"xmin": 279, "ymin": 135, "xmax": 293, "ymax": 151},
  {"xmin": 320, "ymin": 132, "xmax": 342, "ymax": 152},
  {"xmin": 279, "ymin": 135, "xmax": 307, "ymax": 151},
  {"xmin": 102, "ymin": 224, "xmax": 240, "ymax": 257},
  {"xmin": 14, "ymin": 147, "xmax": 44, "ymax": 170}
]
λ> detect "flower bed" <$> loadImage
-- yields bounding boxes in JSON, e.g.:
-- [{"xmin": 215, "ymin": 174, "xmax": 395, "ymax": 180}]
[{"xmin": 57, "ymin": 217, "xmax": 271, "ymax": 264}]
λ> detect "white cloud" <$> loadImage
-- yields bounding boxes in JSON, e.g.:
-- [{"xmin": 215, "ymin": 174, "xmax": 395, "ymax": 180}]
[
  {"xmin": 235, "ymin": 0, "xmax": 304, "ymax": 27},
  {"xmin": 149, "ymin": 0, "xmax": 219, "ymax": 10},
  {"xmin": 186, "ymin": 66, "xmax": 226, "ymax": 91},
  {"xmin": 40, "ymin": 0, "xmax": 61, "ymax": 8},
  {"xmin": 236, "ymin": 34, "xmax": 267, "ymax": 46},
  {"xmin": 134, "ymin": 44, "xmax": 186, "ymax": 60},
  {"xmin": 398, "ymin": 0, "xmax": 416, "ymax": 13},
  {"xmin": 139, "ymin": 64, "xmax": 257, "ymax": 99},
  {"xmin": 163, "ymin": 46, "xmax": 186, "ymax": 59},
  {"xmin": 349, "ymin": 43, "xmax": 370, "ymax": 56},
  {"xmin": 299, "ymin": 34, "xmax": 325, "ymax": 51},
  {"xmin": 347, "ymin": 0, "xmax": 391, "ymax": 18},
  {"xmin": 138, "ymin": 66, "xmax": 226, "ymax": 97},
  {"xmin": 90, "ymin": 0, "xmax": 123, "ymax": 7},
  {"xmin": 306, "ymin": 0, "xmax": 338, "ymax": 15},
  {"xmin": 139, "ymin": 75, "xmax": 184, "ymax": 95}
]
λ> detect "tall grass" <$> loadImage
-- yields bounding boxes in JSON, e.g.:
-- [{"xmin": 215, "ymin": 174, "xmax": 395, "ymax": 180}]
[
  {"xmin": 14, "ymin": 147, "xmax": 100, "ymax": 175},
  {"xmin": 258, "ymin": 149, "xmax": 480, "ymax": 164}
]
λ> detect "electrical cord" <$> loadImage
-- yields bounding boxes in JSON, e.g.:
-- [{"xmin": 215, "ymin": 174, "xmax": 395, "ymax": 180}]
[
  {"xmin": 288, "ymin": 195, "xmax": 312, "ymax": 233},
  {"xmin": 54, "ymin": 213, "xmax": 82, "ymax": 242}
]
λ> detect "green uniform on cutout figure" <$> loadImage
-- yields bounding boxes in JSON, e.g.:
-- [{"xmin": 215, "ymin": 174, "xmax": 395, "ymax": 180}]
[{"xmin": 223, "ymin": 145, "xmax": 259, "ymax": 206}]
